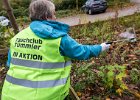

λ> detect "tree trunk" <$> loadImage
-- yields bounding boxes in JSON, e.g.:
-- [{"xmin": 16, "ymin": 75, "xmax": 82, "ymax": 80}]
[
  {"xmin": 2, "ymin": 0, "xmax": 19, "ymax": 34},
  {"xmin": 76, "ymin": 0, "xmax": 78, "ymax": 10}
]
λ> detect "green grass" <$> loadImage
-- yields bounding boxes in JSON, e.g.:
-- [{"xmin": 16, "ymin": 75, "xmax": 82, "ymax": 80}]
[
  {"xmin": 70, "ymin": 13, "xmax": 140, "ymax": 39},
  {"xmin": 56, "ymin": 9, "xmax": 83, "ymax": 18},
  {"xmin": 107, "ymin": 0, "xmax": 131, "ymax": 6}
]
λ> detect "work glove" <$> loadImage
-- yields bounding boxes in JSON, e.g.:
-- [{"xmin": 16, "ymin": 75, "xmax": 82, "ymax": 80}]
[{"xmin": 100, "ymin": 43, "xmax": 111, "ymax": 51}]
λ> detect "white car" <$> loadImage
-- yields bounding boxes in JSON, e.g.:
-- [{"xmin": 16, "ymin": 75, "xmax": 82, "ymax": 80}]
[{"xmin": 0, "ymin": 16, "xmax": 10, "ymax": 26}]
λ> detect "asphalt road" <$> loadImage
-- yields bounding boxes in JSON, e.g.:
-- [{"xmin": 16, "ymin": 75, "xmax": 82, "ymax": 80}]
[{"xmin": 57, "ymin": 4, "xmax": 140, "ymax": 26}]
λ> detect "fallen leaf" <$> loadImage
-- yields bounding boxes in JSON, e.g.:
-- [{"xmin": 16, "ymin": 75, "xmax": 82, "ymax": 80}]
[
  {"xmin": 127, "ymin": 54, "xmax": 136, "ymax": 58},
  {"xmin": 106, "ymin": 98, "xmax": 110, "ymax": 100},
  {"xmin": 77, "ymin": 92, "xmax": 82, "ymax": 97},
  {"xmin": 116, "ymin": 88, "xmax": 123, "ymax": 96}
]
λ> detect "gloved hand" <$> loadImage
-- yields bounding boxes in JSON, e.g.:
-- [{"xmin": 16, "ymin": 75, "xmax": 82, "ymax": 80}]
[{"xmin": 100, "ymin": 43, "xmax": 111, "ymax": 51}]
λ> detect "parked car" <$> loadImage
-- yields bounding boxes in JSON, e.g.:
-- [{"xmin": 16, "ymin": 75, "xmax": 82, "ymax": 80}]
[
  {"xmin": 81, "ymin": 0, "xmax": 108, "ymax": 15},
  {"xmin": 0, "ymin": 16, "xmax": 10, "ymax": 26}
]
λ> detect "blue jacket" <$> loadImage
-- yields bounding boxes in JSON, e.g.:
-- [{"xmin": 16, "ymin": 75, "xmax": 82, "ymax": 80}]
[{"xmin": 7, "ymin": 20, "xmax": 102, "ymax": 67}]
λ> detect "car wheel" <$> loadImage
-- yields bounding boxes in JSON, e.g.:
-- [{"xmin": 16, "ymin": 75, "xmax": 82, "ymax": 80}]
[
  {"xmin": 88, "ymin": 9, "xmax": 92, "ymax": 15},
  {"xmin": 101, "ymin": 9, "xmax": 107, "ymax": 13}
]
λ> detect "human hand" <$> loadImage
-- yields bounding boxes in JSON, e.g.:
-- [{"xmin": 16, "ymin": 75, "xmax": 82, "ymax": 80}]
[{"xmin": 100, "ymin": 43, "xmax": 111, "ymax": 51}]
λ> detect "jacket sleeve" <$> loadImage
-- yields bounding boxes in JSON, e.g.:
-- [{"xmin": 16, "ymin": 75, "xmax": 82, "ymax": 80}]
[
  {"xmin": 60, "ymin": 35, "xmax": 102, "ymax": 60},
  {"xmin": 6, "ymin": 50, "xmax": 11, "ymax": 67}
]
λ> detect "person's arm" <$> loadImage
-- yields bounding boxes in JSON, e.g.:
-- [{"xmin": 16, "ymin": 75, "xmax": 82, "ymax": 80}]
[
  {"xmin": 6, "ymin": 50, "xmax": 11, "ymax": 67},
  {"xmin": 60, "ymin": 35, "xmax": 102, "ymax": 60}
]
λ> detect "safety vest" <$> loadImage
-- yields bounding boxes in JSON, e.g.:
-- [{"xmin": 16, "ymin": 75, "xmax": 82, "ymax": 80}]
[{"xmin": 2, "ymin": 27, "xmax": 71, "ymax": 100}]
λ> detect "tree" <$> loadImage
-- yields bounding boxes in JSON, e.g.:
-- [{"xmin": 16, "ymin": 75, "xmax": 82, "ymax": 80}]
[
  {"xmin": 2, "ymin": 0, "xmax": 19, "ymax": 34},
  {"xmin": 76, "ymin": 0, "xmax": 78, "ymax": 10}
]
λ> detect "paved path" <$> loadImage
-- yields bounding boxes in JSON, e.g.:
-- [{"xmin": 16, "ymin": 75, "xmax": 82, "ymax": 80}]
[
  {"xmin": 57, "ymin": 4, "xmax": 140, "ymax": 26},
  {"xmin": 131, "ymin": 0, "xmax": 140, "ymax": 3}
]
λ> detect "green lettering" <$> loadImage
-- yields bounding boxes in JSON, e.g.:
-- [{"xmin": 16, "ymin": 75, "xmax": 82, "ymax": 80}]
[
  {"xmin": 26, "ymin": 44, "xmax": 31, "ymax": 48},
  {"xmin": 19, "ymin": 53, "xmax": 22, "ymax": 58},
  {"xmin": 33, "ymin": 55, "xmax": 37, "ymax": 60},
  {"xmin": 39, "ymin": 39, "xmax": 42, "ymax": 44},
  {"xmin": 33, "ymin": 45, "xmax": 38, "ymax": 49},
  {"xmin": 13, "ymin": 52, "xmax": 18, "ymax": 57},
  {"xmin": 38, "ymin": 55, "xmax": 42, "ymax": 61},
  {"xmin": 23, "ymin": 53, "xmax": 26, "ymax": 59},
  {"xmin": 20, "ymin": 44, "xmax": 25, "ymax": 48},
  {"xmin": 30, "ymin": 54, "xmax": 33, "ymax": 59},
  {"xmin": 26, "ymin": 54, "xmax": 30, "ymax": 59},
  {"xmin": 16, "ymin": 38, "xmax": 19, "ymax": 42},
  {"xmin": 38, "ymin": 46, "xmax": 41, "ymax": 50}
]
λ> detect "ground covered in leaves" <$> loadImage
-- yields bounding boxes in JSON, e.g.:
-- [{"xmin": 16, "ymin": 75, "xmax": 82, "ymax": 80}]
[
  {"xmin": 0, "ymin": 13, "xmax": 140, "ymax": 100},
  {"xmin": 0, "ymin": 55, "xmax": 8, "ymax": 97},
  {"xmin": 70, "ymin": 13, "xmax": 140, "ymax": 100}
]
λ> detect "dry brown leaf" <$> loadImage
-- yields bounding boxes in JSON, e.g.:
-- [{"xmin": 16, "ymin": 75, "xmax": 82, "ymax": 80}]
[
  {"xmin": 106, "ymin": 98, "xmax": 110, "ymax": 100},
  {"xmin": 77, "ymin": 92, "xmax": 82, "ymax": 97}
]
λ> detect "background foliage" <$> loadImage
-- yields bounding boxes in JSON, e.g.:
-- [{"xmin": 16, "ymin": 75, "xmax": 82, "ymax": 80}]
[{"xmin": 0, "ymin": 0, "xmax": 131, "ymax": 18}]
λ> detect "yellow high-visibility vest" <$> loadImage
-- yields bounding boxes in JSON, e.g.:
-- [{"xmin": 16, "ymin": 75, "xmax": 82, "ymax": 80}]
[{"xmin": 2, "ymin": 27, "xmax": 71, "ymax": 100}]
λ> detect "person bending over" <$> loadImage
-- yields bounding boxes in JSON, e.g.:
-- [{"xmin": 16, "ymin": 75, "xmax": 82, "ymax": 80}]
[{"xmin": 2, "ymin": 0, "xmax": 110, "ymax": 100}]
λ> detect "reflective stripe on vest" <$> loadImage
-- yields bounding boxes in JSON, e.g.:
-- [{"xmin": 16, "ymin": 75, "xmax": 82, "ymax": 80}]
[
  {"xmin": 11, "ymin": 58, "xmax": 71, "ymax": 69},
  {"xmin": 6, "ymin": 74, "xmax": 69, "ymax": 88}
]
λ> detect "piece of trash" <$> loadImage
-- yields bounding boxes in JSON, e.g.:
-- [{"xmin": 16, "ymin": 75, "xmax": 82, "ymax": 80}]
[
  {"xmin": 119, "ymin": 27, "xmax": 136, "ymax": 39},
  {"xmin": 0, "ymin": 16, "xmax": 10, "ymax": 26}
]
